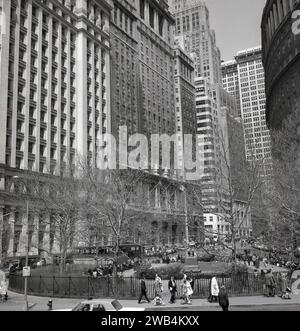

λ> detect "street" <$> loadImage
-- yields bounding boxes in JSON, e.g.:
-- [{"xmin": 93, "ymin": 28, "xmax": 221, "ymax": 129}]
[{"xmin": 147, "ymin": 304, "xmax": 300, "ymax": 311}]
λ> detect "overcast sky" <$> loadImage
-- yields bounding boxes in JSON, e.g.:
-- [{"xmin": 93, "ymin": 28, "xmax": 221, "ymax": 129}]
[{"xmin": 204, "ymin": 0, "xmax": 266, "ymax": 61}]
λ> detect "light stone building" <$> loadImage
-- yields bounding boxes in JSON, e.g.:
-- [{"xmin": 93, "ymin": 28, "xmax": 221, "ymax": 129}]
[{"xmin": 0, "ymin": 0, "xmax": 112, "ymax": 262}]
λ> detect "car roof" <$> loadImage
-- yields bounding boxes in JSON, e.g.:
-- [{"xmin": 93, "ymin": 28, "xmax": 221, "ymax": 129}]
[{"xmin": 80, "ymin": 300, "xmax": 116, "ymax": 305}]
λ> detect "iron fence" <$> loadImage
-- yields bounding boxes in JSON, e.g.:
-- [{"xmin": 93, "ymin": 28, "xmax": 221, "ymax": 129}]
[{"xmin": 8, "ymin": 272, "xmax": 287, "ymax": 300}]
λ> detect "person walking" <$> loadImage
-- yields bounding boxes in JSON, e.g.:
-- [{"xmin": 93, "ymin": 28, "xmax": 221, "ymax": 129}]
[
  {"xmin": 218, "ymin": 285, "xmax": 229, "ymax": 311},
  {"xmin": 138, "ymin": 276, "xmax": 150, "ymax": 304},
  {"xmin": 168, "ymin": 276, "xmax": 177, "ymax": 304},
  {"xmin": 153, "ymin": 274, "xmax": 164, "ymax": 306},
  {"xmin": 181, "ymin": 276, "xmax": 193, "ymax": 305},
  {"xmin": 208, "ymin": 275, "xmax": 219, "ymax": 302},
  {"xmin": 188, "ymin": 273, "xmax": 195, "ymax": 292},
  {"xmin": 265, "ymin": 269, "xmax": 276, "ymax": 297}
]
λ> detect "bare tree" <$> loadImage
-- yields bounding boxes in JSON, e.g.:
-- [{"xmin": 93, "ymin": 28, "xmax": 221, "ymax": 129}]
[
  {"xmin": 28, "ymin": 166, "xmax": 83, "ymax": 274},
  {"xmin": 186, "ymin": 117, "xmax": 265, "ymax": 263},
  {"xmin": 80, "ymin": 165, "xmax": 153, "ymax": 278}
]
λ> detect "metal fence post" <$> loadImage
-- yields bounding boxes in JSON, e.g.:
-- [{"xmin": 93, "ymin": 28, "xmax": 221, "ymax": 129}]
[{"xmin": 69, "ymin": 277, "xmax": 71, "ymax": 297}]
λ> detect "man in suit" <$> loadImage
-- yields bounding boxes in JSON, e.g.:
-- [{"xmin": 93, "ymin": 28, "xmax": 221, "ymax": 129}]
[
  {"xmin": 168, "ymin": 276, "xmax": 177, "ymax": 304},
  {"xmin": 138, "ymin": 276, "xmax": 150, "ymax": 304}
]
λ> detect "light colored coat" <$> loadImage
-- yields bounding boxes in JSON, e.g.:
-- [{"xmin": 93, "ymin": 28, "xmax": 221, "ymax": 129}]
[{"xmin": 211, "ymin": 277, "xmax": 219, "ymax": 296}]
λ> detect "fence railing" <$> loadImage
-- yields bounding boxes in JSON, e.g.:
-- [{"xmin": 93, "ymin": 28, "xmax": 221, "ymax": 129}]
[{"xmin": 8, "ymin": 272, "xmax": 287, "ymax": 300}]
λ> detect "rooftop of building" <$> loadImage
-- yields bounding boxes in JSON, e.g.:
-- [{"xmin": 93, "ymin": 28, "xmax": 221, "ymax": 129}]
[{"xmin": 236, "ymin": 46, "xmax": 262, "ymax": 57}]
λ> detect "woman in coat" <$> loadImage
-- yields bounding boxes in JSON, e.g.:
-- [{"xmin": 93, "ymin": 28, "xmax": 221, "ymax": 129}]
[
  {"xmin": 208, "ymin": 276, "xmax": 219, "ymax": 302},
  {"xmin": 153, "ymin": 274, "xmax": 164, "ymax": 305}
]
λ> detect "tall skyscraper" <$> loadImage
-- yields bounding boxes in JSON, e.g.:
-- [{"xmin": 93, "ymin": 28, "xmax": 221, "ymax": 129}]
[
  {"xmin": 221, "ymin": 60, "xmax": 241, "ymax": 118},
  {"xmin": 169, "ymin": 0, "xmax": 222, "ymax": 83},
  {"xmin": 222, "ymin": 47, "xmax": 273, "ymax": 176},
  {"xmin": 110, "ymin": 0, "xmax": 140, "ymax": 137},
  {"xmin": 111, "ymin": 0, "xmax": 176, "ymax": 140},
  {"xmin": 174, "ymin": 41, "xmax": 196, "ymax": 177},
  {"xmin": 169, "ymin": 0, "xmax": 229, "ymax": 215}
]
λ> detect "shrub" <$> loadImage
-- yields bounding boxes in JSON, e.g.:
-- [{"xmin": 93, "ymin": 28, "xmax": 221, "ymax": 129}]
[
  {"xmin": 198, "ymin": 255, "xmax": 215, "ymax": 262},
  {"xmin": 138, "ymin": 264, "xmax": 184, "ymax": 280},
  {"xmin": 226, "ymin": 263, "xmax": 249, "ymax": 275}
]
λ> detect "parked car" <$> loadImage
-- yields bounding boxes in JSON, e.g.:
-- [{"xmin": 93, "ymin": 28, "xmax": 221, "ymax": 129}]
[{"xmin": 54, "ymin": 299, "xmax": 145, "ymax": 312}]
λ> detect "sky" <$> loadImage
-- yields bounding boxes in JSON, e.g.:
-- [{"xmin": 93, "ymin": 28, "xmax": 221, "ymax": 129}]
[{"xmin": 203, "ymin": 0, "xmax": 266, "ymax": 61}]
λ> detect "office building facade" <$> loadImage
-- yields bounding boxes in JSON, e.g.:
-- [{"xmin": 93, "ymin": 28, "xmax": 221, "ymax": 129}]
[
  {"xmin": 222, "ymin": 47, "xmax": 273, "ymax": 176},
  {"xmin": 169, "ymin": 0, "xmax": 222, "ymax": 84},
  {"xmin": 0, "ymin": 0, "xmax": 112, "ymax": 262},
  {"xmin": 0, "ymin": 0, "xmax": 203, "ymax": 262},
  {"xmin": 174, "ymin": 42, "xmax": 196, "ymax": 177}
]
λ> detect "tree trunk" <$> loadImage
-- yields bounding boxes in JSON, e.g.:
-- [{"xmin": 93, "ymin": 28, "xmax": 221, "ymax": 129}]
[
  {"xmin": 231, "ymin": 222, "xmax": 237, "ymax": 267},
  {"xmin": 112, "ymin": 236, "xmax": 120, "ymax": 296},
  {"xmin": 59, "ymin": 247, "xmax": 67, "ymax": 275}
]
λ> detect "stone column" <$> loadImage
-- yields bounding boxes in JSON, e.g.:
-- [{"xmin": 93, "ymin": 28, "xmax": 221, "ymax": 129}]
[
  {"xmin": 272, "ymin": 4, "xmax": 279, "ymax": 29},
  {"xmin": 277, "ymin": 0, "xmax": 283, "ymax": 22},
  {"xmin": 52, "ymin": 224, "xmax": 60, "ymax": 255},
  {"xmin": 0, "ymin": 176, "xmax": 4, "ymax": 191},
  {"xmin": 154, "ymin": 10, "xmax": 159, "ymax": 32},
  {"xmin": 155, "ymin": 186, "xmax": 160, "ymax": 209},
  {"xmin": 18, "ymin": 212, "xmax": 28, "ymax": 257},
  {"xmin": 282, "ymin": 0, "xmax": 288, "ymax": 16},
  {"xmin": 75, "ymin": 12, "xmax": 88, "ymax": 157},
  {"xmin": 42, "ymin": 215, "xmax": 51, "ymax": 261},
  {"xmin": 270, "ymin": 9, "xmax": 275, "ymax": 35},
  {"xmin": 145, "ymin": 0, "xmax": 149, "ymax": 25},
  {"xmin": 30, "ymin": 213, "xmax": 39, "ymax": 255},
  {"xmin": 288, "ymin": 0, "xmax": 293, "ymax": 12},
  {"xmin": 267, "ymin": 18, "xmax": 272, "ymax": 42},
  {"xmin": 0, "ymin": 206, "xmax": 4, "ymax": 264},
  {"xmin": 7, "ymin": 208, "xmax": 15, "ymax": 257}
]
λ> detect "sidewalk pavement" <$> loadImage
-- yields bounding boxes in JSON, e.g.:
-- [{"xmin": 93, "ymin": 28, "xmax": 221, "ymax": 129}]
[{"xmin": 0, "ymin": 291, "xmax": 299, "ymax": 311}]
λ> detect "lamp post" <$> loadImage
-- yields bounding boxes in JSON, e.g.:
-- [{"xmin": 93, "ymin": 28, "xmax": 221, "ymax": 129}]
[
  {"xmin": 13, "ymin": 176, "xmax": 29, "ymax": 311},
  {"xmin": 180, "ymin": 184, "xmax": 189, "ymax": 247}
]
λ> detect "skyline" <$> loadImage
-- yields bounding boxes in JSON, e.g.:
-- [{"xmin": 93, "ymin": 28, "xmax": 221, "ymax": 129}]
[{"xmin": 204, "ymin": 0, "xmax": 266, "ymax": 61}]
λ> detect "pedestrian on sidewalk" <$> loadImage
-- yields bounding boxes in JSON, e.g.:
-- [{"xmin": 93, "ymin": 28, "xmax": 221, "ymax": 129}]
[
  {"xmin": 168, "ymin": 276, "xmax": 177, "ymax": 304},
  {"xmin": 153, "ymin": 274, "xmax": 164, "ymax": 306},
  {"xmin": 218, "ymin": 285, "xmax": 229, "ymax": 311},
  {"xmin": 265, "ymin": 269, "xmax": 276, "ymax": 297},
  {"xmin": 138, "ymin": 275, "xmax": 150, "ymax": 304},
  {"xmin": 188, "ymin": 273, "xmax": 195, "ymax": 292},
  {"xmin": 208, "ymin": 275, "xmax": 219, "ymax": 303},
  {"xmin": 181, "ymin": 278, "xmax": 193, "ymax": 305}
]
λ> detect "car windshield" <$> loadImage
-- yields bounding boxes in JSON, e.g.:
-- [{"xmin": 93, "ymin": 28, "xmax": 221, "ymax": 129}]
[
  {"xmin": 111, "ymin": 300, "xmax": 123, "ymax": 311},
  {"xmin": 72, "ymin": 303, "xmax": 91, "ymax": 311}
]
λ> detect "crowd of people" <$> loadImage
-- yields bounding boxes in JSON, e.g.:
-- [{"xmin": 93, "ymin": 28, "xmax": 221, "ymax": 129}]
[
  {"xmin": 138, "ymin": 273, "xmax": 229, "ymax": 311},
  {"xmin": 137, "ymin": 267, "xmax": 295, "ymax": 310},
  {"xmin": 237, "ymin": 251, "xmax": 300, "ymax": 272},
  {"xmin": 86, "ymin": 259, "xmax": 136, "ymax": 278}
]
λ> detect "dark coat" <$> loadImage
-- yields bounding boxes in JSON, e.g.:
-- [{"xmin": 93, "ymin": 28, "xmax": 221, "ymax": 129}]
[
  {"xmin": 265, "ymin": 273, "xmax": 276, "ymax": 287},
  {"xmin": 218, "ymin": 288, "xmax": 229, "ymax": 308},
  {"xmin": 141, "ymin": 280, "xmax": 147, "ymax": 292},
  {"xmin": 168, "ymin": 280, "xmax": 177, "ymax": 293}
]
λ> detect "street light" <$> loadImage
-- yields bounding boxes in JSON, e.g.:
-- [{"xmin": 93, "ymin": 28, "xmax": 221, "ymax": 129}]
[
  {"xmin": 13, "ymin": 176, "xmax": 29, "ymax": 311},
  {"xmin": 180, "ymin": 184, "xmax": 189, "ymax": 247}
]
